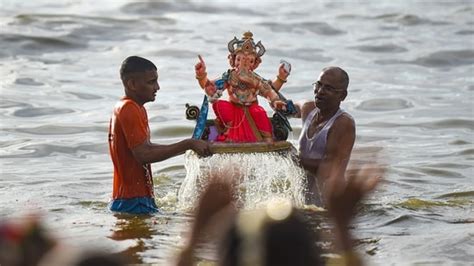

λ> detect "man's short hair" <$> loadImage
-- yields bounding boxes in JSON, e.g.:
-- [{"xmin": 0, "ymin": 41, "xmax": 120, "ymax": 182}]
[
  {"xmin": 322, "ymin": 66, "xmax": 349, "ymax": 90},
  {"xmin": 120, "ymin": 56, "xmax": 157, "ymax": 81},
  {"xmin": 339, "ymin": 68, "xmax": 349, "ymax": 90}
]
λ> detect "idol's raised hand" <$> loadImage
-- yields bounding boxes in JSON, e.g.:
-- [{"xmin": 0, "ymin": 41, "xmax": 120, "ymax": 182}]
[
  {"xmin": 195, "ymin": 55, "xmax": 207, "ymax": 77},
  {"xmin": 195, "ymin": 55, "xmax": 212, "ymax": 90},
  {"xmin": 278, "ymin": 59, "xmax": 291, "ymax": 80}
]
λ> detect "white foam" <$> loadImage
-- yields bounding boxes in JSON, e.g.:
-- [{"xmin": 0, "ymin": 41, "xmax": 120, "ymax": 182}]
[{"xmin": 177, "ymin": 150, "xmax": 306, "ymax": 211}]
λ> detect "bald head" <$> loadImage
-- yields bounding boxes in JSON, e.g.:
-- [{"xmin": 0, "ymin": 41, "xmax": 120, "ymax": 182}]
[{"xmin": 321, "ymin": 66, "xmax": 349, "ymax": 90}]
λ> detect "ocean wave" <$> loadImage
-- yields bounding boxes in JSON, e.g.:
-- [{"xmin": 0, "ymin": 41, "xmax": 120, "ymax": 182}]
[
  {"xmin": 121, "ymin": 1, "xmax": 263, "ymax": 16},
  {"xmin": 270, "ymin": 48, "xmax": 332, "ymax": 62},
  {"xmin": 373, "ymin": 13, "xmax": 451, "ymax": 26},
  {"xmin": 349, "ymin": 43, "xmax": 408, "ymax": 53},
  {"xmin": 13, "ymin": 107, "xmax": 75, "ymax": 117},
  {"xmin": 0, "ymin": 143, "xmax": 108, "ymax": 158},
  {"xmin": 375, "ymin": 50, "xmax": 474, "ymax": 68},
  {"xmin": 435, "ymin": 190, "xmax": 474, "ymax": 199},
  {"xmin": 9, "ymin": 124, "xmax": 106, "ymax": 135},
  {"xmin": 260, "ymin": 21, "xmax": 345, "ymax": 35},
  {"xmin": 379, "ymin": 214, "xmax": 417, "ymax": 226},
  {"xmin": 364, "ymin": 118, "xmax": 474, "ymax": 130},
  {"xmin": 0, "ymin": 33, "xmax": 87, "ymax": 57},
  {"xmin": 65, "ymin": 91, "xmax": 103, "ymax": 100},
  {"xmin": 396, "ymin": 198, "xmax": 472, "ymax": 210},
  {"xmin": 455, "ymin": 29, "xmax": 474, "ymax": 35},
  {"xmin": 0, "ymin": 100, "xmax": 31, "ymax": 109},
  {"xmin": 356, "ymin": 98, "xmax": 413, "ymax": 111},
  {"xmin": 411, "ymin": 50, "xmax": 474, "ymax": 68},
  {"xmin": 14, "ymin": 77, "xmax": 44, "ymax": 86}
]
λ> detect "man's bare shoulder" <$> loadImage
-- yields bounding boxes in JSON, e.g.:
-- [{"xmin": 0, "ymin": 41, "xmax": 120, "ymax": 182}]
[
  {"xmin": 301, "ymin": 101, "xmax": 316, "ymax": 112},
  {"xmin": 300, "ymin": 101, "xmax": 316, "ymax": 121},
  {"xmin": 340, "ymin": 112, "xmax": 355, "ymax": 124},
  {"xmin": 333, "ymin": 112, "xmax": 355, "ymax": 132}
]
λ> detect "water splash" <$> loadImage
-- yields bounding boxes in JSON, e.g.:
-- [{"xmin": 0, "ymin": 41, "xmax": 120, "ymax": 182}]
[{"xmin": 177, "ymin": 150, "xmax": 306, "ymax": 211}]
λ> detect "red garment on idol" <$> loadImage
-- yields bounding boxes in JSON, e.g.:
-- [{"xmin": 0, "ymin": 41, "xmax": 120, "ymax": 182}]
[{"xmin": 212, "ymin": 100, "xmax": 272, "ymax": 142}]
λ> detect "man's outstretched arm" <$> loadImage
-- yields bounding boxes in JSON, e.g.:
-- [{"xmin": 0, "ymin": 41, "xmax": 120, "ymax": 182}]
[{"xmin": 132, "ymin": 139, "xmax": 211, "ymax": 165}]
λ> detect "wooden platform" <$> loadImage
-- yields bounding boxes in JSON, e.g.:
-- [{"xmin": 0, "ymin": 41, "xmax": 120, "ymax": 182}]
[{"xmin": 209, "ymin": 141, "xmax": 294, "ymax": 154}]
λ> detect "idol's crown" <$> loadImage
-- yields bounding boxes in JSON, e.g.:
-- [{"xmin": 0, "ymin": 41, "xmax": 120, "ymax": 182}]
[{"xmin": 228, "ymin": 31, "xmax": 266, "ymax": 57}]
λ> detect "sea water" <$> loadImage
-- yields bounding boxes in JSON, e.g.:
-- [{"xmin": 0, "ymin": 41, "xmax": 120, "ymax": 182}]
[{"xmin": 0, "ymin": 0, "xmax": 473, "ymax": 264}]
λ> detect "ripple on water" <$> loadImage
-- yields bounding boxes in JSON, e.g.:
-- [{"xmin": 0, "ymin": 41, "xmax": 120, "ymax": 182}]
[
  {"xmin": 148, "ymin": 116, "xmax": 168, "ymax": 123},
  {"xmin": 457, "ymin": 148, "xmax": 474, "ymax": 156},
  {"xmin": 0, "ymin": 139, "xmax": 30, "ymax": 148},
  {"xmin": 374, "ymin": 13, "xmax": 451, "ymax": 26},
  {"xmin": 436, "ymin": 190, "xmax": 474, "ymax": 199},
  {"xmin": 349, "ymin": 43, "xmax": 408, "ymax": 53},
  {"xmin": 5, "ymin": 14, "xmax": 179, "ymax": 58},
  {"xmin": 423, "ymin": 162, "xmax": 472, "ymax": 170},
  {"xmin": 13, "ymin": 107, "xmax": 75, "ymax": 117},
  {"xmin": 411, "ymin": 50, "xmax": 474, "ymax": 68},
  {"xmin": 374, "ymin": 50, "xmax": 474, "ymax": 68},
  {"xmin": 396, "ymin": 198, "xmax": 471, "ymax": 210},
  {"xmin": 65, "ymin": 91, "xmax": 103, "ymax": 100},
  {"xmin": 414, "ymin": 167, "xmax": 465, "ymax": 179},
  {"xmin": 297, "ymin": 22, "xmax": 346, "ymax": 35},
  {"xmin": 0, "ymin": 34, "xmax": 87, "ymax": 57},
  {"xmin": 122, "ymin": 2, "xmax": 262, "ymax": 16},
  {"xmin": 0, "ymin": 100, "xmax": 31, "ymax": 109},
  {"xmin": 365, "ymin": 119, "xmax": 474, "ymax": 130},
  {"xmin": 14, "ymin": 78, "xmax": 44, "ymax": 86},
  {"xmin": 449, "ymin": 139, "xmax": 471, "ymax": 145},
  {"xmin": 425, "ymin": 119, "xmax": 474, "ymax": 130},
  {"xmin": 356, "ymin": 98, "xmax": 413, "ymax": 112},
  {"xmin": 456, "ymin": 30, "xmax": 474, "ymax": 35},
  {"xmin": 11, "ymin": 125, "xmax": 106, "ymax": 135},
  {"xmin": 0, "ymin": 143, "xmax": 107, "ymax": 158},
  {"xmin": 379, "ymin": 214, "xmax": 419, "ymax": 227},
  {"xmin": 76, "ymin": 200, "xmax": 109, "ymax": 211},
  {"xmin": 270, "ymin": 48, "xmax": 332, "ymax": 62},
  {"xmin": 260, "ymin": 21, "xmax": 345, "ymax": 36}
]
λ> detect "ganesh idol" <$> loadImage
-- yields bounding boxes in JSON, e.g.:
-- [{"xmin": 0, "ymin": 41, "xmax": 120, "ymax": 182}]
[{"xmin": 194, "ymin": 31, "xmax": 290, "ymax": 143}]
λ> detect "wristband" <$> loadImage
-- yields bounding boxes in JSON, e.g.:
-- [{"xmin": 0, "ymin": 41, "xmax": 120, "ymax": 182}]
[{"xmin": 276, "ymin": 75, "xmax": 287, "ymax": 83}]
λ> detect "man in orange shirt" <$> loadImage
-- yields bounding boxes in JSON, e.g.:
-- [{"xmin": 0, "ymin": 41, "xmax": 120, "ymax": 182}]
[{"xmin": 108, "ymin": 56, "xmax": 211, "ymax": 214}]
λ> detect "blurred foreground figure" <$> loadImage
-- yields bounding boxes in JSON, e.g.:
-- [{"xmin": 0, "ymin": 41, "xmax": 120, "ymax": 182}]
[
  {"xmin": 0, "ymin": 215, "xmax": 127, "ymax": 266},
  {"xmin": 176, "ymin": 163, "xmax": 383, "ymax": 266},
  {"xmin": 0, "ymin": 216, "xmax": 55, "ymax": 266}
]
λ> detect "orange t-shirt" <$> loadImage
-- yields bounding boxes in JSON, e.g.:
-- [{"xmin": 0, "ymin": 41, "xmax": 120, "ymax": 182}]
[{"xmin": 108, "ymin": 97, "xmax": 153, "ymax": 199}]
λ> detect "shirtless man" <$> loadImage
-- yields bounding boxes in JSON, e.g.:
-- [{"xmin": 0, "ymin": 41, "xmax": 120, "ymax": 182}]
[
  {"xmin": 108, "ymin": 56, "xmax": 211, "ymax": 214},
  {"xmin": 294, "ymin": 66, "xmax": 355, "ymax": 206}
]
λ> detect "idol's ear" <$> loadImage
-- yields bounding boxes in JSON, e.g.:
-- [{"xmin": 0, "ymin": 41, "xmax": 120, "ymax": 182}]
[
  {"xmin": 228, "ymin": 53, "xmax": 235, "ymax": 68},
  {"xmin": 252, "ymin": 57, "xmax": 262, "ymax": 70},
  {"xmin": 256, "ymin": 41, "xmax": 265, "ymax": 57},
  {"xmin": 228, "ymin": 37, "xmax": 238, "ymax": 53}
]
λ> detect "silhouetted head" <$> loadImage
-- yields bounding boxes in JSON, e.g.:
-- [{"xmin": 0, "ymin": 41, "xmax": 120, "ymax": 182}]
[{"xmin": 218, "ymin": 205, "xmax": 323, "ymax": 266}]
